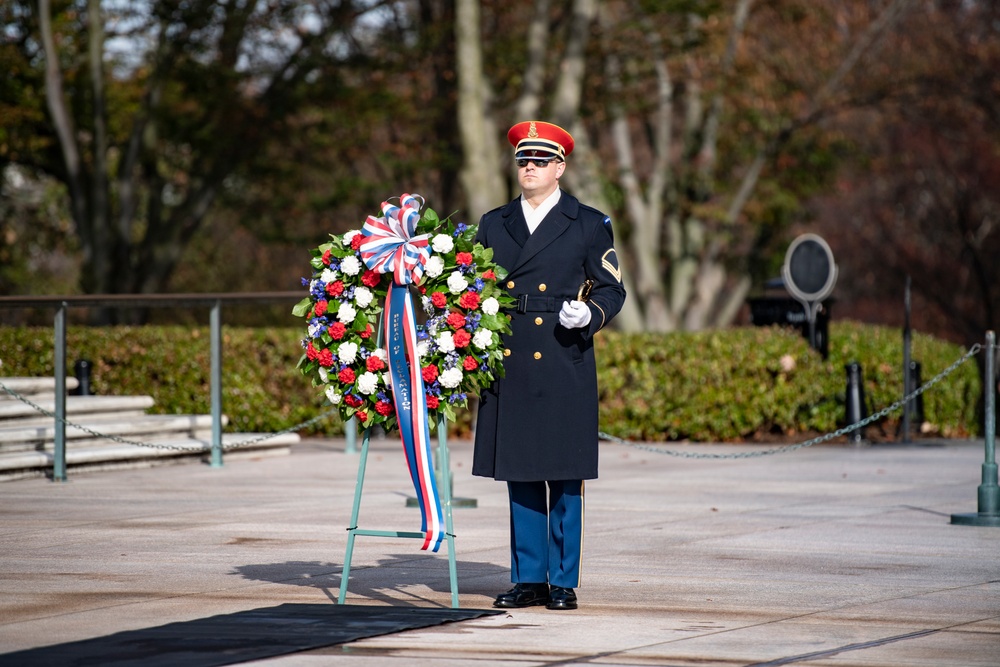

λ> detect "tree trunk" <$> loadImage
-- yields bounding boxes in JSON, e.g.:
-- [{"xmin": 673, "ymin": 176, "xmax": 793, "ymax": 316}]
[{"xmin": 456, "ymin": 0, "xmax": 506, "ymax": 221}]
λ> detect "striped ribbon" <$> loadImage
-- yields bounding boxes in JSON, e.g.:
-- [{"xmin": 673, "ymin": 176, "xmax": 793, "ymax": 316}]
[{"xmin": 360, "ymin": 194, "xmax": 444, "ymax": 552}]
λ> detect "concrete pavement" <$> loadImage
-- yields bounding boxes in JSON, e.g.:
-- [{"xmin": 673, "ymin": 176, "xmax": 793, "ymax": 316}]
[{"xmin": 1, "ymin": 435, "xmax": 998, "ymax": 666}]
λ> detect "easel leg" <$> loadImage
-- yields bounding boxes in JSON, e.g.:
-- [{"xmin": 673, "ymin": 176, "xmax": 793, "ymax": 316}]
[
  {"xmin": 437, "ymin": 414, "xmax": 459, "ymax": 608},
  {"xmin": 338, "ymin": 427, "xmax": 372, "ymax": 604}
]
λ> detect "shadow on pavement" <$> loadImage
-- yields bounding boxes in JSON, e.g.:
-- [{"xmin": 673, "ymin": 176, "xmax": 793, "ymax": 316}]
[
  {"xmin": 0, "ymin": 603, "xmax": 501, "ymax": 667},
  {"xmin": 231, "ymin": 556, "xmax": 511, "ymax": 606}
]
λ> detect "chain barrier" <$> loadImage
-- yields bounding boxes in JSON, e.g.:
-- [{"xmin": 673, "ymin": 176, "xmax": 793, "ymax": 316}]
[
  {"xmin": 0, "ymin": 381, "xmax": 339, "ymax": 452},
  {"xmin": 599, "ymin": 342, "xmax": 984, "ymax": 460},
  {"xmin": 0, "ymin": 341, "xmax": 989, "ymax": 458}
]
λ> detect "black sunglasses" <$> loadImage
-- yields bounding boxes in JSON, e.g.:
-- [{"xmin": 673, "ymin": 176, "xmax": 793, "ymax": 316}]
[{"xmin": 515, "ymin": 157, "xmax": 560, "ymax": 168}]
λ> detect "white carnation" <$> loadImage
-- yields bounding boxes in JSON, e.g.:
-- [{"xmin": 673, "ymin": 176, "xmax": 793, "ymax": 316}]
[
  {"xmin": 383, "ymin": 372, "xmax": 392, "ymax": 389},
  {"xmin": 439, "ymin": 368, "xmax": 463, "ymax": 389},
  {"xmin": 325, "ymin": 386, "xmax": 342, "ymax": 405},
  {"xmin": 481, "ymin": 297, "xmax": 500, "ymax": 316},
  {"xmin": 340, "ymin": 255, "xmax": 362, "ymax": 276},
  {"xmin": 354, "ymin": 286, "xmax": 374, "ymax": 308},
  {"xmin": 308, "ymin": 321, "xmax": 324, "ymax": 338},
  {"xmin": 472, "ymin": 329, "xmax": 493, "ymax": 350},
  {"xmin": 425, "ymin": 254, "xmax": 445, "ymax": 278},
  {"xmin": 338, "ymin": 341, "xmax": 359, "ymax": 364},
  {"xmin": 356, "ymin": 371, "xmax": 379, "ymax": 395},
  {"xmin": 447, "ymin": 271, "xmax": 468, "ymax": 294},
  {"xmin": 416, "ymin": 340, "xmax": 431, "ymax": 358},
  {"xmin": 435, "ymin": 331, "xmax": 455, "ymax": 353},
  {"xmin": 342, "ymin": 230, "xmax": 361, "ymax": 246},
  {"xmin": 318, "ymin": 366, "xmax": 329, "ymax": 383},
  {"xmin": 431, "ymin": 234, "xmax": 454, "ymax": 254},
  {"xmin": 337, "ymin": 303, "xmax": 357, "ymax": 323},
  {"xmin": 373, "ymin": 348, "xmax": 388, "ymax": 362},
  {"xmin": 320, "ymin": 268, "xmax": 338, "ymax": 283}
]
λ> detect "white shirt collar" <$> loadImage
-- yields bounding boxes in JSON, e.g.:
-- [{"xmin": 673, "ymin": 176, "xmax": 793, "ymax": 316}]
[{"xmin": 520, "ymin": 188, "xmax": 561, "ymax": 234}]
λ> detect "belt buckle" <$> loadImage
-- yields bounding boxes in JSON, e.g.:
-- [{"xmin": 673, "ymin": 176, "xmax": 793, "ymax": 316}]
[{"xmin": 516, "ymin": 294, "xmax": 528, "ymax": 314}]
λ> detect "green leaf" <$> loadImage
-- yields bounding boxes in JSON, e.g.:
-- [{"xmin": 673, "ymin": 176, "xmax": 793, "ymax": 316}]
[{"xmin": 292, "ymin": 296, "xmax": 313, "ymax": 317}]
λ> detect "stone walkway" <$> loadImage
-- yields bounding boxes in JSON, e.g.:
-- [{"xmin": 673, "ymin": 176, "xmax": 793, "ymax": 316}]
[{"xmin": 1, "ymin": 436, "xmax": 998, "ymax": 666}]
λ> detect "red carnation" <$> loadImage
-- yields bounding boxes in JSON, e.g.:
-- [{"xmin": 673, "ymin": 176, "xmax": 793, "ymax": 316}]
[
  {"xmin": 366, "ymin": 355, "xmax": 385, "ymax": 372},
  {"xmin": 375, "ymin": 400, "xmax": 393, "ymax": 416},
  {"xmin": 456, "ymin": 251, "xmax": 473, "ymax": 266},
  {"xmin": 447, "ymin": 311, "xmax": 466, "ymax": 329},
  {"xmin": 326, "ymin": 280, "xmax": 345, "ymax": 297},
  {"xmin": 355, "ymin": 410, "xmax": 368, "ymax": 422},
  {"xmin": 463, "ymin": 355, "xmax": 479, "ymax": 371},
  {"xmin": 350, "ymin": 234, "xmax": 364, "ymax": 250},
  {"xmin": 426, "ymin": 395, "xmax": 440, "ymax": 409},
  {"xmin": 306, "ymin": 342, "xmax": 319, "ymax": 361},
  {"xmin": 359, "ymin": 323, "xmax": 373, "ymax": 339},
  {"xmin": 361, "ymin": 270, "xmax": 381, "ymax": 287},
  {"xmin": 338, "ymin": 367, "xmax": 356, "ymax": 384},
  {"xmin": 459, "ymin": 291, "xmax": 480, "ymax": 310},
  {"xmin": 329, "ymin": 322, "xmax": 347, "ymax": 340},
  {"xmin": 431, "ymin": 292, "xmax": 447, "ymax": 308},
  {"xmin": 422, "ymin": 365, "xmax": 439, "ymax": 383},
  {"xmin": 483, "ymin": 269, "xmax": 496, "ymax": 280},
  {"xmin": 344, "ymin": 395, "xmax": 362, "ymax": 407},
  {"xmin": 453, "ymin": 330, "xmax": 471, "ymax": 348},
  {"xmin": 314, "ymin": 300, "xmax": 328, "ymax": 316},
  {"xmin": 318, "ymin": 349, "xmax": 334, "ymax": 367},
  {"xmin": 322, "ymin": 249, "xmax": 333, "ymax": 266}
]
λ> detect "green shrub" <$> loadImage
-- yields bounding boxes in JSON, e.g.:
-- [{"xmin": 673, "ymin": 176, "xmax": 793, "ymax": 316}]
[
  {"xmin": 596, "ymin": 322, "xmax": 981, "ymax": 441},
  {"xmin": 0, "ymin": 321, "xmax": 982, "ymax": 442}
]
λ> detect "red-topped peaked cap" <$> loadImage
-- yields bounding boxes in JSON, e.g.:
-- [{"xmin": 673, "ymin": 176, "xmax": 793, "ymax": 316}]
[{"xmin": 507, "ymin": 121, "xmax": 575, "ymax": 160}]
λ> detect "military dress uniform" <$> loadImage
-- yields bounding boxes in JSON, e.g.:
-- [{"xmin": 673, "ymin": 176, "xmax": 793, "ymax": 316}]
[{"xmin": 473, "ymin": 121, "xmax": 626, "ymax": 611}]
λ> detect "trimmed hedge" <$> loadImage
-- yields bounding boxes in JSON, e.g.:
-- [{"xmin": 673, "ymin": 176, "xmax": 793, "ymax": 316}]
[{"xmin": 0, "ymin": 321, "xmax": 982, "ymax": 442}]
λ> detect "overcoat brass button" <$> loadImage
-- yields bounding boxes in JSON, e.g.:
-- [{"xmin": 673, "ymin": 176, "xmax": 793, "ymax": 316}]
[
  {"xmin": 533, "ymin": 352, "xmax": 542, "ymax": 359},
  {"xmin": 534, "ymin": 317, "xmax": 543, "ymax": 325},
  {"xmin": 503, "ymin": 349, "xmax": 511, "ymax": 357},
  {"xmin": 538, "ymin": 283, "xmax": 547, "ymax": 292},
  {"xmin": 507, "ymin": 280, "xmax": 515, "ymax": 289}
]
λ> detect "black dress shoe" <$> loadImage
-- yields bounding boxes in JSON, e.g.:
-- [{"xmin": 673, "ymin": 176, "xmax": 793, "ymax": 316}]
[
  {"xmin": 493, "ymin": 583, "xmax": 549, "ymax": 608},
  {"xmin": 546, "ymin": 586, "xmax": 578, "ymax": 610}
]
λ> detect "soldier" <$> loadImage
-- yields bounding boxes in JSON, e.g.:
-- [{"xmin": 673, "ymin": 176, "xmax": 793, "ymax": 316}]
[{"xmin": 473, "ymin": 120, "xmax": 627, "ymax": 610}]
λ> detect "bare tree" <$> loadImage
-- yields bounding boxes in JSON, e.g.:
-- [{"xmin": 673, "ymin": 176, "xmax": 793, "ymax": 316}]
[{"xmin": 458, "ymin": 0, "xmax": 918, "ymax": 332}]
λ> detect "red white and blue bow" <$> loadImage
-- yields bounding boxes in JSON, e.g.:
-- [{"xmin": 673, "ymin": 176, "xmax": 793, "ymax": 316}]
[
  {"xmin": 360, "ymin": 194, "xmax": 444, "ymax": 552},
  {"xmin": 360, "ymin": 194, "xmax": 431, "ymax": 285}
]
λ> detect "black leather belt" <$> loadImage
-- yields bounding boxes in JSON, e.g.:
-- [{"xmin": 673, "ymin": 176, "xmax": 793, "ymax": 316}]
[{"xmin": 514, "ymin": 294, "xmax": 570, "ymax": 314}]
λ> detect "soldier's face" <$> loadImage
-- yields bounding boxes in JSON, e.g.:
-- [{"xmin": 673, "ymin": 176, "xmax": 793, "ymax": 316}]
[{"xmin": 517, "ymin": 153, "xmax": 565, "ymax": 198}]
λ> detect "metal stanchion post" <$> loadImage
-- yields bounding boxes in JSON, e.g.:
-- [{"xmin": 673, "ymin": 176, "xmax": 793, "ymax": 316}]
[
  {"xmin": 844, "ymin": 362, "xmax": 867, "ymax": 445},
  {"xmin": 210, "ymin": 300, "xmax": 223, "ymax": 468},
  {"xmin": 53, "ymin": 302, "xmax": 67, "ymax": 482},
  {"xmin": 951, "ymin": 330, "xmax": 999, "ymax": 526}
]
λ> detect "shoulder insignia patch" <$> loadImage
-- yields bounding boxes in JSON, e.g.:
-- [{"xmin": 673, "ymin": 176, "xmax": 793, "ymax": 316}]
[
  {"xmin": 601, "ymin": 249, "xmax": 622, "ymax": 282},
  {"xmin": 603, "ymin": 216, "xmax": 611, "ymax": 226}
]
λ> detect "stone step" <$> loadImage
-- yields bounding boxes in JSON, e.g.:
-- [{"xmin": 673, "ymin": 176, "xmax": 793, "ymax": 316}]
[
  {"xmin": 0, "ymin": 413, "xmax": 221, "ymax": 450},
  {"xmin": 0, "ymin": 376, "xmax": 299, "ymax": 481},
  {"xmin": 0, "ymin": 432, "xmax": 298, "ymax": 482},
  {"xmin": 0, "ymin": 395, "xmax": 156, "ymax": 419},
  {"xmin": 0, "ymin": 376, "xmax": 80, "ymax": 398}
]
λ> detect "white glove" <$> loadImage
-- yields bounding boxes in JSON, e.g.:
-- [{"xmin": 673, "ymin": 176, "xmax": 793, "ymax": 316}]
[{"xmin": 559, "ymin": 300, "xmax": 592, "ymax": 329}]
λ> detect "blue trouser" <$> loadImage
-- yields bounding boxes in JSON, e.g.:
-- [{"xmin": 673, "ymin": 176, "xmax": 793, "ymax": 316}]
[{"xmin": 507, "ymin": 479, "xmax": 585, "ymax": 589}]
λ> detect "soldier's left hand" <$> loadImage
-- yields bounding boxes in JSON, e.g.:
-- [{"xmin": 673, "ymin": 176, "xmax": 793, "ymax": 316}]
[{"xmin": 559, "ymin": 300, "xmax": 592, "ymax": 329}]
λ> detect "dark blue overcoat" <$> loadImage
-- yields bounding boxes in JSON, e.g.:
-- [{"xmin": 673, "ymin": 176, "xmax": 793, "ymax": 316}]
[{"xmin": 472, "ymin": 192, "xmax": 626, "ymax": 482}]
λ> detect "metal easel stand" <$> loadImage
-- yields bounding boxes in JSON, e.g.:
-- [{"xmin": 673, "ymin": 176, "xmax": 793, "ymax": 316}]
[{"xmin": 337, "ymin": 413, "xmax": 459, "ymax": 608}]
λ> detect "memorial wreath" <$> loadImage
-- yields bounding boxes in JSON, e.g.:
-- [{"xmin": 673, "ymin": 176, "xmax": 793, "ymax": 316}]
[{"xmin": 293, "ymin": 193, "xmax": 515, "ymax": 433}]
